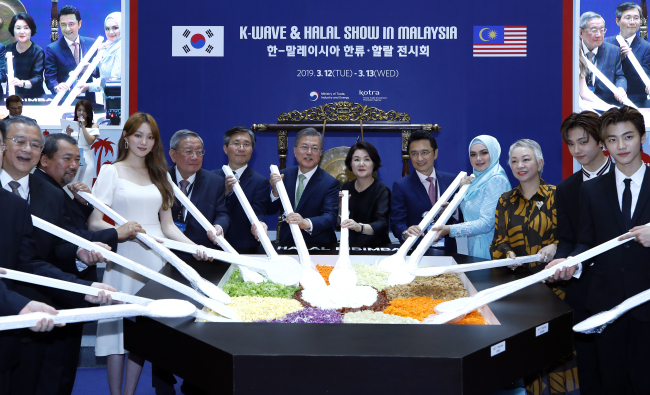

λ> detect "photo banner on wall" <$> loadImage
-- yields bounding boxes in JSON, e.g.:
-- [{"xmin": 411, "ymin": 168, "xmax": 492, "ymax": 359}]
[{"xmin": 0, "ymin": 0, "xmax": 125, "ymax": 128}]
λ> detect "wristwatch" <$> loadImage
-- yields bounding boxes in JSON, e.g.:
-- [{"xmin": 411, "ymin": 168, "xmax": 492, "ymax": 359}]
[
  {"xmin": 360, "ymin": 224, "xmax": 365, "ymax": 233},
  {"xmin": 402, "ymin": 230, "xmax": 409, "ymax": 239}
]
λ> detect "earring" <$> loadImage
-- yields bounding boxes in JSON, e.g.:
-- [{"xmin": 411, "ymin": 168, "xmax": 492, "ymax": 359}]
[{"xmin": 125, "ymin": 141, "xmax": 129, "ymax": 149}]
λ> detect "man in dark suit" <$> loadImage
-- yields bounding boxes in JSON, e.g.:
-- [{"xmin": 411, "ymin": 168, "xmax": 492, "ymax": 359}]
[
  {"xmin": 580, "ymin": 11, "xmax": 628, "ymax": 105},
  {"xmin": 550, "ymin": 106, "xmax": 650, "ymax": 394},
  {"xmin": 0, "ymin": 120, "xmax": 114, "ymax": 394},
  {"xmin": 44, "ymin": 5, "xmax": 95, "ymax": 102},
  {"xmin": 0, "ymin": 116, "xmax": 109, "ymax": 395},
  {"xmin": 214, "ymin": 126, "xmax": 269, "ymax": 252},
  {"xmin": 390, "ymin": 130, "xmax": 458, "ymax": 251},
  {"xmin": 154, "ymin": 129, "xmax": 228, "ymax": 395},
  {"xmin": 268, "ymin": 127, "xmax": 339, "ymax": 246},
  {"xmin": 604, "ymin": 3, "xmax": 650, "ymax": 107},
  {"xmin": 36, "ymin": 133, "xmax": 139, "ymax": 280},
  {"xmin": 549, "ymin": 111, "xmax": 612, "ymax": 395},
  {"xmin": 168, "ymin": 129, "xmax": 229, "ymax": 248}
]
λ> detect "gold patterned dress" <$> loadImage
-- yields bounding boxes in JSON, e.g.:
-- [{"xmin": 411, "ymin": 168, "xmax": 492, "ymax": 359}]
[{"xmin": 490, "ymin": 180, "xmax": 579, "ymax": 395}]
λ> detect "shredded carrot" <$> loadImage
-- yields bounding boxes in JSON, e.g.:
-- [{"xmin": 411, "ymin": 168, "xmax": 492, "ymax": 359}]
[
  {"xmin": 382, "ymin": 296, "xmax": 486, "ymax": 325},
  {"xmin": 316, "ymin": 265, "xmax": 334, "ymax": 285}
]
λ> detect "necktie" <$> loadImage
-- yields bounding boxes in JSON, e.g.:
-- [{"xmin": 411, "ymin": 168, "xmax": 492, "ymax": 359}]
[
  {"xmin": 8, "ymin": 181, "xmax": 22, "ymax": 198},
  {"xmin": 227, "ymin": 172, "xmax": 239, "ymax": 203},
  {"xmin": 425, "ymin": 176, "xmax": 437, "ymax": 207},
  {"xmin": 295, "ymin": 174, "xmax": 306, "ymax": 208},
  {"xmin": 72, "ymin": 42, "xmax": 79, "ymax": 65},
  {"xmin": 622, "ymin": 178, "xmax": 632, "ymax": 231},
  {"xmin": 587, "ymin": 52, "xmax": 594, "ymax": 86},
  {"xmin": 179, "ymin": 180, "xmax": 190, "ymax": 218}
]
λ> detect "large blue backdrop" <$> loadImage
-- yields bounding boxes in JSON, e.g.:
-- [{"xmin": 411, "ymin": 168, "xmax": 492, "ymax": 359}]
[{"xmin": 135, "ymin": 0, "xmax": 565, "ymax": 224}]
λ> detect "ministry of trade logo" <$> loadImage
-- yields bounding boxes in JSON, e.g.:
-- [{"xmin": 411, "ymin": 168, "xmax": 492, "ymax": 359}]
[{"xmin": 309, "ymin": 91, "xmax": 319, "ymax": 101}]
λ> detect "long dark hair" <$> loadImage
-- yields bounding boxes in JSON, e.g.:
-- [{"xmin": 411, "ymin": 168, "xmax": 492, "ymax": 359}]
[
  {"xmin": 74, "ymin": 100, "xmax": 93, "ymax": 127},
  {"xmin": 115, "ymin": 112, "xmax": 174, "ymax": 210}
]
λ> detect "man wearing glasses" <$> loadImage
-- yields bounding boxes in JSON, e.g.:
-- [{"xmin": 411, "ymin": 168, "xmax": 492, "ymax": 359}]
[
  {"xmin": 0, "ymin": 116, "xmax": 115, "ymax": 395},
  {"xmin": 390, "ymin": 130, "xmax": 458, "ymax": 251},
  {"xmin": 268, "ymin": 127, "xmax": 339, "ymax": 246},
  {"xmin": 214, "ymin": 126, "xmax": 270, "ymax": 251},
  {"xmin": 168, "ymin": 129, "xmax": 229, "ymax": 248},
  {"xmin": 0, "ymin": 113, "xmax": 115, "ymax": 395},
  {"xmin": 580, "ymin": 11, "xmax": 628, "ymax": 105},
  {"xmin": 605, "ymin": 2, "xmax": 650, "ymax": 107}
]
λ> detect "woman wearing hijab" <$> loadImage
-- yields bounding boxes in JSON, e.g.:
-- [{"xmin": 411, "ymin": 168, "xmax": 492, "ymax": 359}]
[
  {"xmin": 81, "ymin": 12, "xmax": 121, "ymax": 94},
  {"xmin": 432, "ymin": 135, "xmax": 511, "ymax": 259}
]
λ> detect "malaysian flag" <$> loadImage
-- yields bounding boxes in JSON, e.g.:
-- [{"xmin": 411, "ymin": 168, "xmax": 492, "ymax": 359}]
[{"xmin": 473, "ymin": 26, "xmax": 527, "ymax": 57}]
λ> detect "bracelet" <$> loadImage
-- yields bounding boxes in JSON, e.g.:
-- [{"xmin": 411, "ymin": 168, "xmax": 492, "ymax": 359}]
[
  {"xmin": 21, "ymin": 81, "xmax": 25, "ymax": 88},
  {"xmin": 360, "ymin": 224, "xmax": 365, "ymax": 233}
]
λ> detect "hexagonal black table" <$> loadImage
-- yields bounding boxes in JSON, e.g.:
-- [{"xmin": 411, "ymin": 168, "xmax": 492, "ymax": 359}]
[{"xmin": 124, "ymin": 246, "xmax": 573, "ymax": 395}]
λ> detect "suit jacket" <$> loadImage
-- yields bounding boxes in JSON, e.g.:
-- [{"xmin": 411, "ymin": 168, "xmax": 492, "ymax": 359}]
[
  {"xmin": 6, "ymin": 174, "xmax": 82, "ymax": 306},
  {"xmin": 32, "ymin": 169, "xmax": 118, "ymax": 281},
  {"xmin": 267, "ymin": 166, "xmax": 339, "ymax": 246},
  {"xmin": 214, "ymin": 166, "xmax": 269, "ymax": 251},
  {"xmin": 169, "ymin": 166, "xmax": 230, "ymax": 248},
  {"xmin": 572, "ymin": 168, "xmax": 650, "ymax": 321},
  {"xmin": 390, "ymin": 170, "xmax": 458, "ymax": 251},
  {"xmin": 605, "ymin": 35, "xmax": 650, "ymax": 105},
  {"xmin": 555, "ymin": 164, "xmax": 612, "ymax": 322},
  {"xmin": 44, "ymin": 36, "xmax": 96, "ymax": 97},
  {"xmin": 591, "ymin": 41, "xmax": 627, "ymax": 105},
  {"xmin": 0, "ymin": 189, "xmax": 90, "ymax": 371}
]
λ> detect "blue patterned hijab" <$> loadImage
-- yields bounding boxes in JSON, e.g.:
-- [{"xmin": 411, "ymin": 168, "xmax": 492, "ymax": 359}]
[{"xmin": 464, "ymin": 135, "xmax": 510, "ymax": 201}]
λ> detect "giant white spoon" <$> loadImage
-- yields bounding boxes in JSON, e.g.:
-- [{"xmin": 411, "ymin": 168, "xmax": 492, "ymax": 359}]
[
  {"xmin": 574, "ymin": 287, "xmax": 650, "ymax": 334},
  {"xmin": 0, "ymin": 268, "xmax": 232, "ymax": 322},
  {"xmin": 582, "ymin": 51, "xmax": 638, "ymax": 109},
  {"xmin": 387, "ymin": 176, "xmax": 474, "ymax": 286},
  {"xmin": 221, "ymin": 165, "xmax": 299, "ymax": 281},
  {"xmin": 48, "ymin": 36, "xmax": 104, "ymax": 107},
  {"xmin": 158, "ymin": 238, "xmax": 302, "ymax": 286},
  {"xmin": 377, "ymin": 172, "xmax": 465, "ymax": 273},
  {"xmin": 616, "ymin": 35, "xmax": 650, "ymax": 92},
  {"xmin": 411, "ymin": 254, "xmax": 542, "ymax": 277},
  {"xmin": 328, "ymin": 190, "xmax": 357, "ymax": 288},
  {"xmin": 79, "ymin": 191, "xmax": 231, "ymax": 304},
  {"xmin": 31, "ymin": 215, "xmax": 237, "ymax": 320},
  {"xmin": 6, "ymin": 52, "xmax": 14, "ymax": 96},
  {"xmin": 427, "ymin": 223, "xmax": 648, "ymax": 324},
  {"xmin": 169, "ymin": 183, "xmax": 265, "ymax": 284},
  {"xmin": 270, "ymin": 165, "xmax": 327, "ymax": 289},
  {"xmin": 0, "ymin": 299, "xmax": 197, "ymax": 331}
]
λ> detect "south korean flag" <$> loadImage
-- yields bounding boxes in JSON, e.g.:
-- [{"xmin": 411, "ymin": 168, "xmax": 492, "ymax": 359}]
[{"xmin": 172, "ymin": 26, "xmax": 224, "ymax": 57}]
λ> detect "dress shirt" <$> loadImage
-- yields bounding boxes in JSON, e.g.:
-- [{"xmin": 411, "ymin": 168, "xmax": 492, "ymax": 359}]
[
  {"xmin": 64, "ymin": 36, "xmax": 82, "ymax": 61},
  {"xmin": 232, "ymin": 164, "xmax": 247, "ymax": 180},
  {"xmin": 582, "ymin": 157, "xmax": 611, "ymax": 181},
  {"xmin": 615, "ymin": 162, "xmax": 645, "ymax": 216},
  {"xmin": 0, "ymin": 171, "xmax": 29, "ymax": 200},
  {"xmin": 415, "ymin": 168, "xmax": 440, "ymax": 199},
  {"xmin": 270, "ymin": 166, "xmax": 318, "ymax": 232},
  {"xmin": 175, "ymin": 167, "xmax": 196, "ymax": 221},
  {"xmin": 582, "ymin": 42, "xmax": 599, "ymax": 60}
]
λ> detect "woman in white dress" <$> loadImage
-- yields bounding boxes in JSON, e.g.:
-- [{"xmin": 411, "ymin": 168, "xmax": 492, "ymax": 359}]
[
  {"xmin": 88, "ymin": 112, "xmax": 212, "ymax": 395},
  {"xmin": 65, "ymin": 99, "xmax": 99, "ymax": 187}
]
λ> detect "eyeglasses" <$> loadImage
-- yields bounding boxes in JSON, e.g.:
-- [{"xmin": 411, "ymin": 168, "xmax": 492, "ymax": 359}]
[
  {"xmin": 177, "ymin": 149, "xmax": 205, "ymax": 157},
  {"xmin": 410, "ymin": 150, "xmax": 431, "ymax": 159},
  {"xmin": 298, "ymin": 145, "xmax": 321, "ymax": 153},
  {"xmin": 8, "ymin": 136, "xmax": 43, "ymax": 152},
  {"xmin": 229, "ymin": 142, "xmax": 252, "ymax": 149},
  {"xmin": 585, "ymin": 28, "xmax": 607, "ymax": 35}
]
